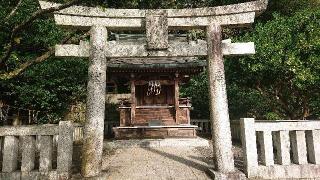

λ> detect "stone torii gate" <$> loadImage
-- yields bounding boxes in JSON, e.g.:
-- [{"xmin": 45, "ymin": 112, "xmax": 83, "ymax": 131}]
[{"xmin": 39, "ymin": 0, "xmax": 267, "ymax": 178}]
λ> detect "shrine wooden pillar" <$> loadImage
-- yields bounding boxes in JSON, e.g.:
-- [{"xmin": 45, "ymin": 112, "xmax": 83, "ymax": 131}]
[
  {"xmin": 186, "ymin": 98, "xmax": 191, "ymax": 124},
  {"xmin": 81, "ymin": 25, "xmax": 107, "ymax": 177},
  {"xmin": 206, "ymin": 24, "xmax": 235, "ymax": 173},
  {"xmin": 174, "ymin": 74, "xmax": 179, "ymax": 123},
  {"xmin": 130, "ymin": 74, "xmax": 136, "ymax": 125}
]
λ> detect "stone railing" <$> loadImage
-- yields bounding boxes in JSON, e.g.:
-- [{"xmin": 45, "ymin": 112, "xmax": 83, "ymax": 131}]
[
  {"xmin": 190, "ymin": 119, "xmax": 241, "ymax": 140},
  {"xmin": 0, "ymin": 121, "xmax": 73, "ymax": 179},
  {"xmin": 73, "ymin": 123, "xmax": 84, "ymax": 144},
  {"xmin": 191, "ymin": 119, "xmax": 211, "ymax": 134},
  {"xmin": 73, "ymin": 121, "xmax": 119, "ymax": 142},
  {"xmin": 104, "ymin": 121, "xmax": 119, "ymax": 137},
  {"xmin": 240, "ymin": 118, "xmax": 320, "ymax": 179}
]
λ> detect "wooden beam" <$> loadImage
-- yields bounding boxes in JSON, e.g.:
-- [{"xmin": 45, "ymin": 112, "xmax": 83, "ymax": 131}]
[
  {"xmin": 135, "ymin": 80, "xmax": 174, "ymax": 86},
  {"xmin": 130, "ymin": 78, "xmax": 136, "ymax": 125},
  {"xmin": 55, "ymin": 40, "xmax": 255, "ymax": 57},
  {"xmin": 185, "ymin": 98, "xmax": 191, "ymax": 125},
  {"xmin": 174, "ymin": 75, "xmax": 180, "ymax": 123}
]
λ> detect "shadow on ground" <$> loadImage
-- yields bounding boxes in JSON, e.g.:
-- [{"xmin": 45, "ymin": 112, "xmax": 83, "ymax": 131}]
[{"xmin": 70, "ymin": 139, "xmax": 245, "ymax": 179}]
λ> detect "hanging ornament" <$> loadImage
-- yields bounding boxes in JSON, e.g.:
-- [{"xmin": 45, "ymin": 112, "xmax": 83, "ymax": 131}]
[{"xmin": 147, "ymin": 80, "xmax": 161, "ymax": 96}]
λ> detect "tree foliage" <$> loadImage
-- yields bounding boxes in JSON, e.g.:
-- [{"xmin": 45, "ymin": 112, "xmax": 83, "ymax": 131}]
[
  {"xmin": 0, "ymin": 58, "xmax": 88, "ymax": 123},
  {"xmin": 182, "ymin": 5, "xmax": 320, "ymax": 120},
  {"xmin": 0, "ymin": 0, "xmax": 319, "ymax": 123},
  {"xmin": 229, "ymin": 8, "xmax": 320, "ymax": 119}
]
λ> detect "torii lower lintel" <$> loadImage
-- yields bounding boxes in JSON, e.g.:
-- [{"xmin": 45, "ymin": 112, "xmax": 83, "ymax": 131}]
[{"xmin": 55, "ymin": 40, "xmax": 255, "ymax": 58}]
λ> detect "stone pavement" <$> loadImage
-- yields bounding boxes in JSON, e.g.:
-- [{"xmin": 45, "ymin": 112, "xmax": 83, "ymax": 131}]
[
  {"xmin": 101, "ymin": 146, "xmax": 213, "ymax": 180},
  {"xmin": 71, "ymin": 139, "xmax": 245, "ymax": 180}
]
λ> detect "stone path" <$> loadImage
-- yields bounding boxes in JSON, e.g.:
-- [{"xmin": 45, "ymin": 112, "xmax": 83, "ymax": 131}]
[
  {"xmin": 101, "ymin": 147, "xmax": 213, "ymax": 180},
  {"xmin": 71, "ymin": 139, "xmax": 244, "ymax": 180}
]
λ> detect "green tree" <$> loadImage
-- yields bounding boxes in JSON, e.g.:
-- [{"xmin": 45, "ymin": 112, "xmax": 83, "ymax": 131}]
[
  {"xmin": 1, "ymin": 0, "xmax": 319, "ymax": 123},
  {"xmin": 0, "ymin": 58, "xmax": 88, "ymax": 123},
  {"xmin": 229, "ymin": 8, "xmax": 320, "ymax": 119},
  {"xmin": 181, "ymin": 71, "xmax": 274, "ymax": 120},
  {"xmin": 182, "ymin": 6, "xmax": 320, "ymax": 120},
  {"xmin": 0, "ymin": 0, "xmax": 87, "ymax": 123}
]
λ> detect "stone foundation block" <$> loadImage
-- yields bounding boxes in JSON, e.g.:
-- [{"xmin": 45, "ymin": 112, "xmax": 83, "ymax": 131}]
[
  {"xmin": 57, "ymin": 121, "xmax": 73, "ymax": 174},
  {"xmin": 2, "ymin": 136, "xmax": 19, "ymax": 172},
  {"xmin": 206, "ymin": 168, "xmax": 246, "ymax": 180},
  {"xmin": 39, "ymin": 135, "xmax": 53, "ymax": 172},
  {"xmin": 21, "ymin": 136, "xmax": 36, "ymax": 172}
]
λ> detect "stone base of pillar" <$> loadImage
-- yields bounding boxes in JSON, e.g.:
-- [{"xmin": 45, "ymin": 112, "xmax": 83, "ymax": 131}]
[
  {"xmin": 73, "ymin": 171, "xmax": 109, "ymax": 179},
  {"xmin": 206, "ymin": 168, "xmax": 246, "ymax": 180}
]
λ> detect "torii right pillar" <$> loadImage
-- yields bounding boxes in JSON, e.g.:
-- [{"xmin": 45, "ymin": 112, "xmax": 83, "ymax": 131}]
[{"xmin": 206, "ymin": 24, "xmax": 243, "ymax": 179}]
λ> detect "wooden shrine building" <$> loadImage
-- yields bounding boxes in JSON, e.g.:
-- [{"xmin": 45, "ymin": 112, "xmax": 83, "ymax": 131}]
[{"xmin": 108, "ymin": 57, "xmax": 205, "ymax": 138}]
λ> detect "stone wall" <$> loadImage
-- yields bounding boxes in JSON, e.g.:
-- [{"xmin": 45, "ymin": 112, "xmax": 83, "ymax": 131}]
[
  {"xmin": 191, "ymin": 119, "xmax": 241, "ymax": 140},
  {"xmin": 0, "ymin": 121, "xmax": 73, "ymax": 179},
  {"xmin": 73, "ymin": 121, "xmax": 119, "ymax": 141},
  {"xmin": 240, "ymin": 118, "xmax": 320, "ymax": 179}
]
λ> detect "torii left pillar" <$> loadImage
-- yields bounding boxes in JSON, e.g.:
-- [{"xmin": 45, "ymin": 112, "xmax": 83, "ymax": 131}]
[{"xmin": 81, "ymin": 25, "xmax": 107, "ymax": 177}]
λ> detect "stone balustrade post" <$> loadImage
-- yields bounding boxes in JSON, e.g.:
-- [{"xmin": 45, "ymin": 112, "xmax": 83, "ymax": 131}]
[
  {"xmin": 21, "ymin": 136, "xmax": 36, "ymax": 172},
  {"xmin": 57, "ymin": 121, "xmax": 74, "ymax": 178},
  {"xmin": 2, "ymin": 136, "xmax": 19, "ymax": 172},
  {"xmin": 306, "ymin": 130, "xmax": 320, "ymax": 164},
  {"xmin": 240, "ymin": 118, "xmax": 258, "ymax": 177},
  {"xmin": 39, "ymin": 135, "xmax": 53, "ymax": 172},
  {"xmin": 257, "ymin": 131, "xmax": 274, "ymax": 166},
  {"xmin": 274, "ymin": 131, "xmax": 291, "ymax": 165},
  {"xmin": 290, "ymin": 131, "xmax": 308, "ymax": 164}
]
